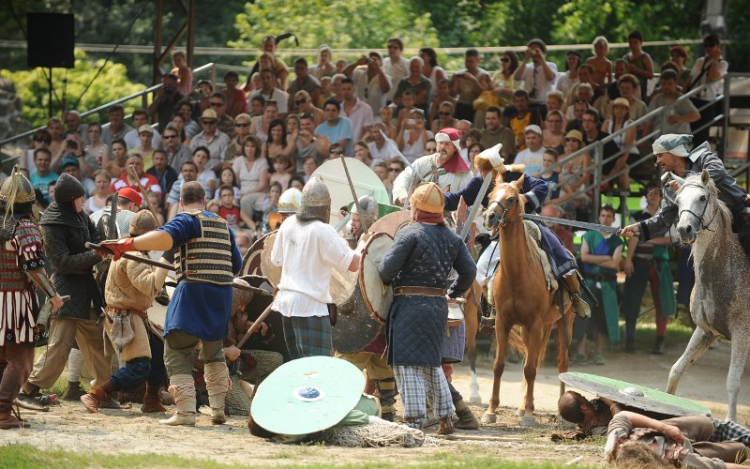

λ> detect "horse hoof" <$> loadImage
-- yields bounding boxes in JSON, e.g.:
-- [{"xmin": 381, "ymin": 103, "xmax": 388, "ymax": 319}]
[
  {"xmin": 520, "ymin": 416, "xmax": 536, "ymax": 427},
  {"xmin": 469, "ymin": 397, "xmax": 482, "ymax": 406},
  {"xmin": 481, "ymin": 412, "xmax": 497, "ymax": 424},
  {"xmin": 516, "ymin": 408, "xmax": 526, "ymax": 417}
]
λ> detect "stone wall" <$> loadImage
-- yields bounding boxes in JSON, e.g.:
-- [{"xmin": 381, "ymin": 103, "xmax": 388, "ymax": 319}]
[{"xmin": 0, "ymin": 77, "xmax": 32, "ymax": 173}]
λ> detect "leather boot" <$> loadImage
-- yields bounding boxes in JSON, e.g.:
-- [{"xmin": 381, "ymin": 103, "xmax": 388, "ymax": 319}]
[
  {"xmin": 80, "ymin": 381, "xmax": 115, "ymax": 413},
  {"xmin": 561, "ymin": 274, "xmax": 591, "ymax": 319},
  {"xmin": 61, "ymin": 381, "xmax": 86, "ymax": 401},
  {"xmin": 159, "ymin": 402, "xmax": 196, "ymax": 426},
  {"xmin": 159, "ymin": 374, "xmax": 196, "ymax": 426},
  {"xmin": 141, "ymin": 382, "xmax": 167, "ymax": 413},
  {"xmin": 208, "ymin": 395, "xmax": 226, "ymax": 425},
  {"xmin": 437, "ymin": 416, "xmax": 454, "ymax": 435},
  {"xmin": 651, "ymin": 337, "xmax": 666, "ymax": 355},
  {"xmin": 0, "ymin": 404, "xmax": 29, "ymax": 430},
  {"xmin": 454, "ymin": 399, "xmax": 479, "ymax": 430}
]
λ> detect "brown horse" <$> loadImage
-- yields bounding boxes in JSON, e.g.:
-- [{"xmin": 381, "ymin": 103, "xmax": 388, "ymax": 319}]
[{"xmin": 480, "ymin": 175, "xmax": 574, "ymax": 426}]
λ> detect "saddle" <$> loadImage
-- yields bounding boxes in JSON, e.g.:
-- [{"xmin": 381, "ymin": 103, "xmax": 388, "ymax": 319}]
[{"xmin": 523, "ymin": 220, "xmax": 558, "ymax": 292}]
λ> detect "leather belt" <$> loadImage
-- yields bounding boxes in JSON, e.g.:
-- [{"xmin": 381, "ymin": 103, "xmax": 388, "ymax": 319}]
[
  {"xmin": 107, "ymin": 307, "xmax": 148, "ymax": 319},
  {"xmin": 394, "ymin": 286, "xmax": 447, "ymax": 297},
  {"xmin": 583, "ymin": 273, "xmax": 617, "ymax": 282}
]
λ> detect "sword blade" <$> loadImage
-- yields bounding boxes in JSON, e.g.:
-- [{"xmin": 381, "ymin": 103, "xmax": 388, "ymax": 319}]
[
  {"xmin": 520, "ymin": 213, "xmax": 621, "ymax": 235},
  {"xmin": 460, "ymin": 173, "xmax": 493, "ymax": 241}
]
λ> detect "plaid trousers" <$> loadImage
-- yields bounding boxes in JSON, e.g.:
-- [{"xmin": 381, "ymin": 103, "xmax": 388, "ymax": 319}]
[
  {"xmin": 282, "ymin": 315, "xmax": 332, "ymax": 359},
  {"xmin": 394, "ymin": 365, "xmax": 455, "ymax": 422},
  {"xmin": 712, "ymin": 419, "xmax": 750, "ymax": 446}
]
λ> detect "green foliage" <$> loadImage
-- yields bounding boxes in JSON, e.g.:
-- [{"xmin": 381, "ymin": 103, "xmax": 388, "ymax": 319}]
[
  {"xmin": 231, "ymin": 0, "xmax": 440, "ymax": 63},
  {"xmin": 0, "ymin": 50, "xmax": 146, "ymax": 128}
]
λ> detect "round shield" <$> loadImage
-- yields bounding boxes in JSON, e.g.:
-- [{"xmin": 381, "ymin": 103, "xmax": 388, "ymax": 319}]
[
  {"xmin": 559, "ymin": 372, "xmax": 711, "ymax": 417},
  {"xmin": 259, "ymin": 232, "xmax": 281, "ymax": 289},
  {"xmin": 311, "ymin": 158, "xmax": 390, "ymax": 229},
  {"xmin": 367, "ymin": 210, "xmax": 412, "ymax": 237},
  {"xmin": 359, "ymin": 232, "xmax": 394, "ymax": 323},
  {"xmin": 242, "ymin": 231, "xmax": 274, "ymax": 276},
  {"xmin": 332, "ymin": 283, "xmax": 384, "ymax": 354},
  {"xmin": 251, "ymin": 356, "xmax": 365, "ymax": 435}
]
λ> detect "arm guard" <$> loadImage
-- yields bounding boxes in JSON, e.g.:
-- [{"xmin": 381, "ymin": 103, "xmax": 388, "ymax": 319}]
[{"xmin": 25, "ymin": 268, "xmax": 57, "ymax": 298}]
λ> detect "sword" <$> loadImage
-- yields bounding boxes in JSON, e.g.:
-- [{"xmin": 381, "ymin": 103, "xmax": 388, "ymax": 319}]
[
  {"xmin": 339, "ymin": 155, "xmax": 370, "ymax": 233},
  {"xmin": 459, "ymin": 172, "xmax": 493, "ymax": 241},
  {"xmin": 520, "ymin": 213, "xmax": 621, "ymax": 235},
  {"xmin": 108, "ymin": 189, "xmax": 119, "ymax": 239}
]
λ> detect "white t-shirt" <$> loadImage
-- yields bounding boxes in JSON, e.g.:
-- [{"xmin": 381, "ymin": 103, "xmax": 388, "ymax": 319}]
[
  {"xmin": 271, "ymin": 216, "xmax": 355, "ymax": 317},
  {"xmin": 383, "ymin": 56, "xmax": 409, "ymax": 102},
  {"xmin": 514, "ymin": 146, "xmax": 546, "ymax": 175},
  {"xmin": 249, "ymin": 88, "xmax": 289, "ymax": 114},
  {"xmin": 518, "ymin": 61, "xmax": 559, "ymax": 104},
  {"xmin": 690, "ymin": 56, "xmax": 728, "ymax": 101}
]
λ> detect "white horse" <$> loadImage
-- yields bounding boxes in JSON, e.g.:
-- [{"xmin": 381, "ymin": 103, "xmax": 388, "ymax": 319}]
[{"xmin": 666, "ymin": 170, "xmax": 750, "ymax": 421}]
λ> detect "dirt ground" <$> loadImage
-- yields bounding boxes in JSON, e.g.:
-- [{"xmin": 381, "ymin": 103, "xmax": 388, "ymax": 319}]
[{"xmin": 1, "ymin": 338, "xmax": 748, "ymax": 467}]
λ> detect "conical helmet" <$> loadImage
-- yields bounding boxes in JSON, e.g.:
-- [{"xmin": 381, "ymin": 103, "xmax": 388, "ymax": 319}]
[
  {"xmin": 297, "ymin": 176, "xmax": 331, "ymax": 224},
  {"xmin": 278, "ymin": 188, "xmax": 303, "ymax": 214},
  {"xmin": 351, "ymin": 195, "xmax": 378, "ymax": 228},
  {"xmin": 128, "ymin": 210, "xmax": 158, "ymax": 237},
  {"xmin": 0, "ymin": 165, "xmax": 36, "ymax": 206}
]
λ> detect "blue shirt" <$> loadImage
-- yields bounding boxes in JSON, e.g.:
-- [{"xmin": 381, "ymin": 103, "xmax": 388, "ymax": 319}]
[
  {"xmin": 315, "ymin": 117, "xmax": 354, "ymax": 156},
  {"xmin": 158, "ymin": 211, "xmax": 243, "ymax": 341}
]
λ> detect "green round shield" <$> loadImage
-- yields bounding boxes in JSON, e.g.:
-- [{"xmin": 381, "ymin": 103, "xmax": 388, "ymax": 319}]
[
  {"xmin": 251, "ymin": 356, "xmax": 366, "ymax": 435},
  {"xmin": 560, "ymin": 372, "xmax": 711, "ymax": 417}
]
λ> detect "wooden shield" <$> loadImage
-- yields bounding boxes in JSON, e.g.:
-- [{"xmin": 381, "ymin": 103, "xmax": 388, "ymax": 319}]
[
  {"xmin": 241, "ymin": 231, "xmax": 275, "ymax": 277},
  {"xmin": 259, "ymin": 232, "xmax": 281, "ymax": 289},
  {"xmin": 359, "ymin": 232, "xmax": 394, "ymax": 323},
  {"xmin": 367, "ymin": 210, "xmax": 412, "ymax": 238}
]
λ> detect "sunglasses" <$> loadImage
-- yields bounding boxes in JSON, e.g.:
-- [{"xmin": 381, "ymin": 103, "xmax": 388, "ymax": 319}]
[
  {"xmin": 330, "ymin": 150, "xmax": 344, "ymax": 155},
  {"xmin": 202, "ymin": 120, "xmax": 217, "ymax": 125},
  {"xmin": 210, "ymin": 102, "xmax": 224, "ymax": 107},
  {"xmin": 163, "ymin": 134, "xmax": 178, "ymax": 139},
  {"xmin": 500, "ymin": 58, "xmax": 510, "ymax": 63},
  {"xmin": 295, "ymin": 99, "xmax": 306, "ymax": 105},
  {"xmin": 547, "ymin": 119, "xmax": 562, "ymax": 124},
  {"xmin": 388, "ymin": 167, "xmax": 402, "ymax": 172},
  {"xmin": 235, "ymin": 123, "xmax": 250, "ymax": 128}
]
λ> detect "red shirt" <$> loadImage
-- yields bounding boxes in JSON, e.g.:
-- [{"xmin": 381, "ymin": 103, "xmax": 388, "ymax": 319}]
[
  {"xmin": 218, "ymin": 205, "xmax": 241, "ymax": 226},
  {"xmin": 110, "ymin": 173, "xmax": 162, "ymax": 195}
]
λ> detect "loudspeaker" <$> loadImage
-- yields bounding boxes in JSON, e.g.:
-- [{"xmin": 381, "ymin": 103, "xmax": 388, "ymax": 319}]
[{"xmin": 27, "ymin": 12, "xmax": 75, "ymax": 69}]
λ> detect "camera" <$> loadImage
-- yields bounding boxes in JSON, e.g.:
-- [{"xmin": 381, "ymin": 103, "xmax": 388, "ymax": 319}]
[
  {"xmin": 406, "ymin": 119, "xmax": 416, "ymax": 126},
  {"xmin": 66, "ymin": 140, "xmax": 78, "ymax": 150}
]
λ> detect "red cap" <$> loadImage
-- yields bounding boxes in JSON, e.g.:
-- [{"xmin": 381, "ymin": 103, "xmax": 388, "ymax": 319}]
[
  {"xmin": 436, "ymin": 127, "xmax": 462, "ymax": 142},
  {"xmin": 118, "ymin": 187, "xmax": 143, "ymax": 207}
]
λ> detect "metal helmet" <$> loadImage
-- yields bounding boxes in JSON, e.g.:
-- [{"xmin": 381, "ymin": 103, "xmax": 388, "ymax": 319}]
[
  {"xmin": 1, "ymin": 165, "xmax": 37, "ymax": 227},
  {"xmin": 410, "ymin": 182, "xmax": 444, "ymax": 214},
  {"xmin": 351, "ymin": 195, "xmax": 378, "ymax": 229},
  {"xmin": 128, "ymin": 210, "xmax": 158, "ymax": 237},
  {"xmin": 232, "ymin": 278, "xmax": 254, "ymax": 313},
  {"xmin": 297, "ymin": 176, "xmax": 331, "ymax": 224},
  {"xmin": 278, "ymin": 188, "xmax": 303, "ymax": 214}
]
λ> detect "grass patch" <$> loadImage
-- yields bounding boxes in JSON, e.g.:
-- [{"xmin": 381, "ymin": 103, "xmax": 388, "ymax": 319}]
[{"xmin": 0, "ymin": 444, "xmax": 601, "ymax": 469}]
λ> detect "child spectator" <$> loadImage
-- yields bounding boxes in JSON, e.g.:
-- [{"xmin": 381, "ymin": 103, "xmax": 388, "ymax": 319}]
[
  {"xmin": 145, "ymin": 191, "xmax": 166, "ymax": 225},
  {"xmin": 269, "ymin": 156, "xmax": 292, "ymax": 191},
  {"xmin": 289, "ymin": 174, "xmax": 305, "ymax": 191},
  {"xmin": 256, "ymin": 181, "xmax": 282, "ymax": 231},
  {"xmin": 213, "ymin": 167, "xmax": 241, "ymax": 205},
  {"xmin": 209, "ymin": 184, "xmax": 254, "ymax": 250},
  {"xmin": 540, "ymin": 148, "xmax": 572, "ymax": 207}
]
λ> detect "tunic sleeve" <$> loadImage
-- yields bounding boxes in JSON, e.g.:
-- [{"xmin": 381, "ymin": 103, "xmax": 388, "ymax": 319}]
[
  {"xmin": 125, "ymin": 257, "xmax": 160, "ymax": 298},
  {"xmin": 378, "ymin": 229, "xmax": 416, "ymax": 285},
  {"xmin": 444, "ymin": 174, "xmax": 484, "ymax": 211},
  {"xmin": 448, "ymin": 238, "xmax": 477, "ymax": 298},
  {"xmin": 521, "ymin": 174, "xmax": 549, "ymax": 212}
]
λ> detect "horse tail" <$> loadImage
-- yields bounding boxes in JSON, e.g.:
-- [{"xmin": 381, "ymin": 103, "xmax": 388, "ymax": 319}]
[{"xmin": 508, "ymin": 325, "xmax": 527, "ymax": 357}]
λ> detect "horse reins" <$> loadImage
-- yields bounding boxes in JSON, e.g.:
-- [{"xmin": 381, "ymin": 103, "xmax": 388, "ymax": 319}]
[{"xmin": 678, "ymin": 183, "xmax": 717, "ymax": 232}]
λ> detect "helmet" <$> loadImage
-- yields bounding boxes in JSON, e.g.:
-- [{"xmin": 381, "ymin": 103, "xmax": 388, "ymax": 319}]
[
  {"xmin": 231, "ymin": 278, "xmax": 254, "ymax": 312},
  {"xmin": 278, "ymin": 188, "xmax": 302, "ymax": 214},
  {"xmin": 410, "ymin": 182, "xmax": 444, "ymax": 214},
  {"xmin": 297, "ymin": 176, "xmax": 331, "ymax": 224},
  {"xmin": 128, "ymin": 210, "xmax": 158, "ymax": 237},
  {"xmin": 0, "ymin": 165, "xmax": 36, "ymax": 205},
  {"xmin": 351, "ymin": 195, "xmax": 378, "ymax": 229}
]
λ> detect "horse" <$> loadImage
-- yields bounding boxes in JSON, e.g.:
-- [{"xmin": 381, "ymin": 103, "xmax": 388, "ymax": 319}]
[
  {"xmin": 665, "ymin": 170, "xmax": 750, "ymax": 422},
  {"xmin": 480, "ymin": 174, "xmax": 575, "ymax": 426}
]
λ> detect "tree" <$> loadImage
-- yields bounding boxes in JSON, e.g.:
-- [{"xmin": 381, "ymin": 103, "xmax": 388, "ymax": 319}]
[{"xmin": 0, "ymin": 50, "xmax": 146, "ymax": 127}]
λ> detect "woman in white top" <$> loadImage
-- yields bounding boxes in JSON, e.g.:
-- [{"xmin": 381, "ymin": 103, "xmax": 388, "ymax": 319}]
[
  {"xmin": 233, "ymin": 134, "xmax": 270, "ymax": 218},
  {"xmin": 86, "ymin": 169, "xmax": 112, "ymax": 214},
  {"xmin": 601, "ymin": 97, "xmax": 637, "ymax": 191},
  {"xmin": 688, "ymin": 33, "xmax": 728, "ymax": 141},
  {"xmin": 309, "ymin": 44, "xmax": 335, "ymax": 80},
  {"xmin": 397, "ymin": 109, "xmax": 432, "ymax": 163},
  {"xmin": 555, "ymin": 51, "xmax": 582, "ymax": 99},
  {"xmin": 419, "ymin": 48, "xmax": 447, "ymax": 97},
  {"xmin": 84, "ymin": 122, "xmax": 110, "ymax": 173},
  {"xmin": 249, "ymin": 100, "xmax": 278, "ymax": 143}
]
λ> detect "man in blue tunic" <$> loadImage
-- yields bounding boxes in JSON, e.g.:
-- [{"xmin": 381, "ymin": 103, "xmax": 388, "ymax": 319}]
[
  {"xmin": 100, "ymin": 181, "xmax": 243, "ymax": 427},
  {"xmin": 445, "ymin": 145, "xmax": 590, "ymax": 319},
  {"xmin": 379, "ymin": 182, "xmax": 476, "ymax": 435}
]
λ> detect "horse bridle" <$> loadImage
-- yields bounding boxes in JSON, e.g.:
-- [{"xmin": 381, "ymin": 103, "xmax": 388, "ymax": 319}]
[
  {"xmin": 678, "ymin": 182, "xmax": 717, "ymax": 232},
  {"xmin": 487, "ymin": 193, "xmax": 517, "ymax": 228}
]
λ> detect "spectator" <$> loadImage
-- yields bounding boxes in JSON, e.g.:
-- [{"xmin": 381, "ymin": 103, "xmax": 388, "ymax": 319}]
[
  {"xmin": 86, "ymin": 169, "xmax": 112, "ymax": 214},
  {"xmin": 621, "ymin": 181, "xmax": 676, "ymax": 355},
  {"xmin": 249, "ymin": 100, "xmax": 279, "ymax": 143},
  {"xmin": 515, "ymin": 38, "xmax": 558, "ymax": 112},
  {"xmin": 101, "ymin": 104, "xmax": 133, "ymax": 146},
  {"xmin": 289, "ymin": 174, "xmax": 305, "ymax": 191},
  {"xmin": 190, "ymin": 79, "xmax": 213, "ymax": 116},
  {"xmin": 254, "ymin": 35, "xmax": 289, "ymax": 89},
  {"xmin": 264, "ymin": 119, "xmax": 295, "ymax": 161},
  {"xmin": 353, "ymin": 140, "xmax": 376, "ymax": 168},
  {"xmin": 149, "ymin": 73, "xmax": 184, "ymax": 133},
  {"xmin": 543, "ymin": 110, "xmax": 565, "ymax": 151},
  {"xmin": 165, "ymin": 160, "xmax": 199, "ymax": 220},
  {"xmin": 424, "ymin": 138, "xmax": 437, "ymax": 154},
  {"xmin": 208, "ymin": 184, "xmax": 254, "ymax": 249},
  {"xmin": 419, "ymin": 47, "xmax": 446, "ymax": 96},
  {"xmin": 170, "ymin": 50, "xmax": 193, "ymax": 97},
  {"xmin": 480, "ymin": 106, "xmax": 515, "ymax": 160},
  {"xmin": 233, "ymin": 135, "xmax": 270, "ymax": 218},
  {"xmin": 467, "ymin": 142, "xmax": 484, "ymax": 171},
  {"xmin": 397, "ymin": 109, "xmax": 432, "ymax": 163},
  {"xmin": 225, "ymin": 113, "xmax": 253, "ymax": 161},
  {"xmin": 372, "ymin": 161, "xmax": 391, "ymax": 200},
  {"xmin": 575, "ymin": 205, "xmax": 623, "ymax": 365},
  {"xmin": 84, "ymin": 122, "xmax": 110, "ymax": 172},
  {"xmin": 270, "ymin": 155, "xmax": 292, "ymax": 191},
  {"xmin": 367, "ymin": 122, "xmax": 392, "ymax": 163},
  {"xmin": 564, "ymin": 65, "xmax": 597, "ymax": 110},
  {"xmin": 309, "ymin": 44, "xmax": 335, "ymax": 80},
  {"xmin": 396, "ymin": 90, "xmax": 418, "ymax": 128},
  {"xmin": 220, "ymin": 71, "xmax": 247, "ymax": 119},
  {"xmin": 555, "ymin": 51, "xmax": 582, "ymax": 99},
  {"xmin": 330, "ymin": 73, "xmax": 346, "ymax": 103},
  {"xmin": 46, "ymin": 117, "xmax": 65, "ymax": 161},
  {"xmin": 513, "ymin": 125, "xmax": 545, "ymax": 175},
  {"xmin": 559, "ymin": 129, "xmax": 592, "ymax": 218},
  {"xmin": 248, "ymin": 94, "xmax": 265, "ymax": 118},
  {"xmin": 429, "ymin": 79, "xmax": 458, "ymax": 127},
  {"xmin": 506, "ymin": 90, "xmax": 542, "ymax": 151},
  {"xmin": 128, "ymin": 125, "xmax": 157, "ymax": 169},
  {"xmin": 110, "ymin": 153, "xmax": 162, "ymax": 196},
  {"xmin": 320, "ymin": 76, "xmax": 333, "ymax": 103},
  {"xmin": 393, "ymin": 56, "xmax": 432, "ymax": 114},
  {"xmin": 301, "ymin": 155, "xmax": 318, "ymax": 183},
  {"xmin": 340, "ymin": 77, "xmax": 373, "ymax": 142},
  {"xmin": 581, "ymin": 108, "xmax": 620, "ymax": 183},
  {"xmin": 622, "ymin": 30, "xmax": 654, "ymax": 101},
  {"xmin": 565, "ymin": 100, "xmax": 588, "ymax": 133},
  {"xmin": 162, "ymin": 124, "xmax": 192, "ymax": 171},
  {"xmin": 190, "ymin": 146, "xmax": 218, "ymax": 197},
  {"xmin": 123, "ymin": 109, "xmax": 161, "ymax": 151},
  {"xmin": 431, "ymin": 100, "xmax": 458, "ymax": 134},
  {"xmin": 22, "ymin": 129, "xmax": 51, "ymax": 175},
  {"xmin": 542, "ymin": 204, "xmax": 574, "ymax": 252},
  {"xmin": 601, "ymin": 97, "xmax": 637, "ymax": 191},
  {"xmin": 250, "ymin": 68, "xmax": 289, "ymax": 114},
  {"xmin": 343, "ymin": 52, "xmax": 391, "ymax": 119},
  {"xmin": 451, "ymin": 48, "xmax": 492, "ymax": 121},
  {"xmin": 386, "ymin": 158, "xmax": 405, "ymax": 202},
  {"xmin": 177, "ymin": 100, "xmax": 200, "ymax": 138},
  {"xmin": 315, "ymin": 98, "xmax": 354, "ymax": 156},
  {"xmin": 208, "ymin": 93, "xmax": 237, "ymax": 140},
  {"xmin": 669, "ymin": 45, "xmax": 691, "ymax": 90},
  {"xmin": 539, "ymin": 148, "xmax": 572, "ymax": 206},
  {"xmin": 288, "ymin": 58, "xmax": 321, "ymax": 113},
  {"xmin": 105, "ymin": 138, "xmax": 129, "ymax": 179},
  {"xmin": 605, "ymin": 74, "xmax": 646, "ymax": 122},
  {"xmin": 688, "ymin": 33, "xmax": 728, "ymax": 143},
  {"xmin": 258, "ymin": 181, "xmax": 282, "ymax": 229},
  {"xmin": 210, "ymin": 167, "xmax": 241, "ymax": 205},
  {"xmin": 62, "ymin": 110, "xmax": 88, "ymax": 144},
  {"xmin": 295, "ymin": 90, "xmax": 325, "ymax": 125},
  {"xmin": 147, "ymin": 148, "xmax": 178, "ymax": 198},
  {"xmin": 545, "ymin": 90, "xmax": 568, "ymax": 128},
  {"xmin": 29, "ymin": 148, "xmax": 58, "ymax": 202},
  {"xmin": 490, "ymin": 50, "xmax": 520, "ymax": 107},
  {"xmin": 587, "ymin": 36, "xmax": 613, "ymax": 97},
  {"xmin": 383, "ymin": 37, "xmax": 409, "ymax": 103},
  {"xmin": 60, "ymin": 157, "xmax": 94, "ymax": 197},
  {"xmin": 190, "ymin": 108, "xmax": 230, "ymax": 172},
  {"xmin": 295, "ymin": 112, "xmax": 325, "ymax": 170},
  {"xmin": 645, "ymin": 70, "xmax": 700, "ymax": 136}
]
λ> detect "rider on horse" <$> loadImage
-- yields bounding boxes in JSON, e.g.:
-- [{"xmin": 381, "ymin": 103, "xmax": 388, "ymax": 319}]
[
  {"xmin": 621, "ymin": 134, "xmax": 750, "ymax": 256},
  {"xmin": 444, "ymin": 144, "xmax": 591, "ymax": 320}
]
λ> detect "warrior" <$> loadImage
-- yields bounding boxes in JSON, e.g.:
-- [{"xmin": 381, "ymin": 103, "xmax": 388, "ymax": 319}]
[
  {"xmin": 0, "ymin": 167, "xmax": 63, "ymax": 429},
  {"xmin": 80, "ymin": 210, "xmax": 170, "ymax": 413},
  {"xmin": 445, "ymin": 145, "xmax": 591, "ymax": 320},
  {"xmin": 378, "ymin": 182, "xmax": 476, "ymax": 434},
  {"xmin": 621, "ymin": 133, "xmax": 750, "ymax": 256},
  {"xmin": 99, "ymin": 181, "xmax": 243, "ymax": 426},
  {"xmin": 270, "ymin": 176, "xmax": 360, "ymax": 358}
]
